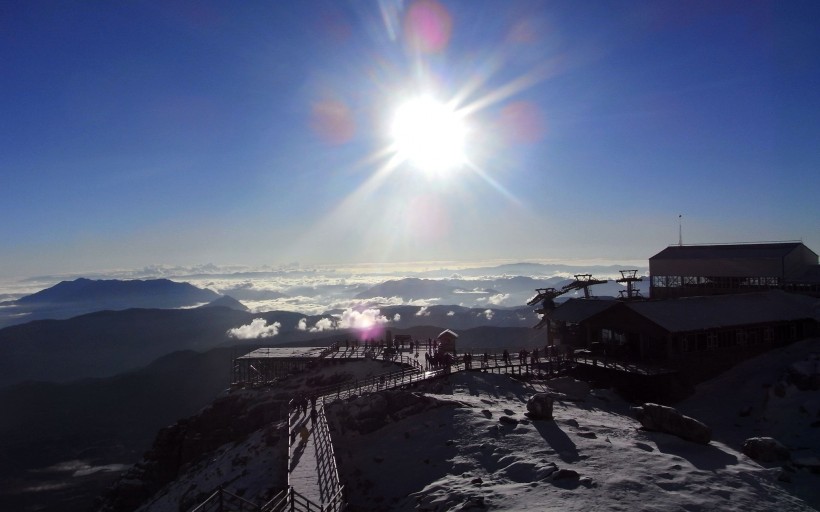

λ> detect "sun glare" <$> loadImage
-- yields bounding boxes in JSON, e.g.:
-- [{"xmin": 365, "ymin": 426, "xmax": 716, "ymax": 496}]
[{"xmin": 391, "ymin": 97, "xmax": 467, "ymax": 175}]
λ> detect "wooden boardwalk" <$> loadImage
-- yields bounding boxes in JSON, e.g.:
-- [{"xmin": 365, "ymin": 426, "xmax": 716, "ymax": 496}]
[{"xmin": 198, "ymin": 345, "xmax": 675, "ymax": 511}]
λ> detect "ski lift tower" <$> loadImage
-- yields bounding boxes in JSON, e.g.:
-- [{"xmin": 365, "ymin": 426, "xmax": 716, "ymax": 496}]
[
  {"xmin": 616, "ymin": 269, "xmax": 643, "ymax": 300},
  {"xmin": 529, "ymin": 274, "xmax": 608, "ymax": 347},
  {"xmin": 563, "ymin": 274, "xmax": 608, "ymax": 299}
]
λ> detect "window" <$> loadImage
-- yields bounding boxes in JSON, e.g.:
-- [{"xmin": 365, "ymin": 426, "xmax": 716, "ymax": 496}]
[
  {"xmin": 683, "ymin": 334, "xmax": 697, "ymax": 352},
  {"xmin": 652, "ymin": 275, "xmax": 667, "ymax": 288}
]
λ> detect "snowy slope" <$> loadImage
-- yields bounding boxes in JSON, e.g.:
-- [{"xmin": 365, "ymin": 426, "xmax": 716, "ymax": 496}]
[
  {"xmin": 103, "ymin": 343, "xmax": 820, "ymax": 511},
  {"xmin": 328, "ymin": 371, "xmax": 814, "ymax": 511}
]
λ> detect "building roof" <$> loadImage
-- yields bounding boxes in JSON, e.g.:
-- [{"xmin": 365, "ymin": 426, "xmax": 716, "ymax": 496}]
[
  {"xmin": 627, "ymin": 290, "xmax": 819, "ymax": 332},
  {"xmin": 650, "ymin": 242, "xmax": 807, "ymax": 261},
  {"xmin": 548, "ymin": 298, "xmax": 618, "ymax": 324},
  {"xmin": 438, "ymin": 329, "xmax": 459, "ymax": 340},
  {"xmin": 237, "ymin": 347, "xmax": 327, "ymax": 359}
]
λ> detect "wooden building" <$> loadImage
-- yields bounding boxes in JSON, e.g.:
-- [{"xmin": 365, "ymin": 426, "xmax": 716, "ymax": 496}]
[
  {"xmin": 649, "ymin": 242, "xmax": 820, "ymax": 299},
  {"xmin": 548, "ymin": 290, "xmax": 819, "ymax": 381},
  {"xmin": 233, "ymin": 347, "xmax": 328, "ymax": 385},
  {"xmin": 437, "ymin": 329, "xmax": 458, "ymax": 354}
]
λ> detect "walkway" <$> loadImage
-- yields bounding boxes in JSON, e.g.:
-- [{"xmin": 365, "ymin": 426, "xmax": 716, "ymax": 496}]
[
  {"xmin": 284, "ymin": 351, "xmax": 576, "ymax": 511},
  {"xmin": 288, "ymin": 409, "xmax": 320, "ymax": 503},
  {"xmin": 194, "ymin": 347, "xmax": 587, "ymax": 511}
]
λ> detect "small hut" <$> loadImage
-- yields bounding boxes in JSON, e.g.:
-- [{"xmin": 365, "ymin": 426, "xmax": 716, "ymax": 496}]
[{"xmin": 437, "ymin": 329, "xmax": 459, "ymax": 355}]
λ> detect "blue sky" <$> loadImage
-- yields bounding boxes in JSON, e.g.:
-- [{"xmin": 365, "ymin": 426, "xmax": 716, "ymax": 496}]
[{"xmin": 2, "ymin": 0, "xmax": 819, "ymax": 279}]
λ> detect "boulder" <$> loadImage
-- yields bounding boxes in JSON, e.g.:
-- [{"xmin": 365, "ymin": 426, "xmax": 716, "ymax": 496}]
[
  {"xmin": 633, "ymin": 403, "xmax": 711, "ymax": 444},
  {"xmin": 742, "ymin": 437, "xmax": 791, "ymax": 462},
  {"xmin": 526, "ymin": 393, "xmax": 554, "ymax": 420},
  {"xmin": 546, "ymin": 377, "xmax": 590, "ymax": 401},
  {"xmin": 787, "ymin": 357, "xmax": 820, "ymax": 390}
]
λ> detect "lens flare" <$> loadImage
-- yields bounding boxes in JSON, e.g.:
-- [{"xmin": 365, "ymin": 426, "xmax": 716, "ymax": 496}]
[
  {"xmin": 311, "ymin": 99, "xmax": 356, "ymax": 145},
  {"xmin": 403, "ymin": 0, "xmax": 452, "ymax": 54},
  {"xmin": 391, "ymin": 97, "xmax": 466, "ymax": 175}
]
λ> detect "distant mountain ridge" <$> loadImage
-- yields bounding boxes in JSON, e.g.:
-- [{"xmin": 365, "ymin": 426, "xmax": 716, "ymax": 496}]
[
  {"xmin": 0, "ymin": 278, "xmax": 222, "ymax": 328},
  {"xmin": 200, "ymin": 295, "xmax": 249, "ymax": 312},
  {"xmin": 17, "ymin": 277, "xmax": 218, "ymax": 306}
]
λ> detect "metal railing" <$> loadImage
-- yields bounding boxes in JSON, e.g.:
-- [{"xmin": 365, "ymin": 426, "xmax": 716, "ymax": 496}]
[
  {"xmin": 190, "ymin": 486, "xmax": 264, "ymax": 512},
  {"xmin": 314, "ymin": 402, "xmax": 344, "ymax": 511},
  {"xmin": 260, "ymin": 489, "xmax": 289, "ymax": 512},
  {"xmin": 195, "ymin": 347, "xmax": 573, "ymax": 512}
]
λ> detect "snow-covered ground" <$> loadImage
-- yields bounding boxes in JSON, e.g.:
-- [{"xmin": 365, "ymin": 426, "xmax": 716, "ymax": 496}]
[
  {"xmin": 107, "ymin": 340, "xmax": 820, "ymax": 512},
  {"xmin": 328, "ymin": 370, "xmax": 815, "ymax": 511}
]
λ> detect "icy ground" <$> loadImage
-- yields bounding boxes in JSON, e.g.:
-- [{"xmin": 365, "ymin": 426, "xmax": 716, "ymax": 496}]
[
  {"xmin": 114, "ymin": 341, "xmax": 819, "ymax": 511},
  {"xmin": 328, "ymin": 340, "xmax": 820, "ymax": 511}
]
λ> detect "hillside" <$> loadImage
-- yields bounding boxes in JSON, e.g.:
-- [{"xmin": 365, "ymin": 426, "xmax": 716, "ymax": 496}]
[
  {"xmin": 0, "ymin": 347, "xmax": 236, "ymax": 512},
  {"xmin": 0, "ymin": 307, "xmax": 249, "ymax": 385},
  {"xmin": 0, "ymin": 307, "xmax": 344, "ymax": 386},
  {"xmin": 98, "ymin": 339, "xmax": 820, "ymax": 511},
  {"xmin": 0, "ymin": 304, "xmax": 543, "ymax": 387}
]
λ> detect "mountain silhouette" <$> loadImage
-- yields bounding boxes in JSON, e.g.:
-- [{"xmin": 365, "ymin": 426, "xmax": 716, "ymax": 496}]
[
  {"xmin": 200, "ymin": 295, "xmax": 250, "ymax": 312},
  {"xmin": 1, "ymin": 278, "xmax": 222, "ymax": 328}
]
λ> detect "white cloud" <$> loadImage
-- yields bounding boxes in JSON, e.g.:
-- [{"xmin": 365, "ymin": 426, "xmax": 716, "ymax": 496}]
[
  {"xmin": 227, "ymin": 318, "xmax": 281, "ymax": 339},
  {"xmin": 393, "ymin": 313, "xmax": 401, "ymax": 322},
  {"xmin": 338, "ymin": 308, "xmax": 390, "ymax": 329},
  {"xmin": 416, "ymin": 306, "xmax": 430, "ymax": 317},
  {"xmin": 483, "ymin": 309, "xmax": 494, "ymax": 320},
  {"xmin": 488, "ymin": 293, "xmax": 510, "ymax": 306},
  {"xmin": 297, "ymin": 318, "xmax": 307, "ymax": 330},
  {"xmin": 447, "ymin": 310, "xmax": 455, "ymax": 316},
  {"xmin": 310, "ymin": 317, "xmax": 335, "ymax": 332}
]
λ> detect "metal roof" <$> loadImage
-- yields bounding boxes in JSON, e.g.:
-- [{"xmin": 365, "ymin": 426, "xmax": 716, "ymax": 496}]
[
  {"xmin": 650, "ymin": 242, "xmax": 806, "ymax": 261},
  {"xmin": 627, "ymin": 290, "xmax": 819, "ymax": 332},
  {"xmin": 548, "ymin": 298, "xmax": 618, "ymax": 324},
  {"xmin": 237, "ymin": 347, "xmax": 327, "ymax": 359},
  {"xmin": 438, "ymin": 328, "xmax": 459, "ymax": 339}
]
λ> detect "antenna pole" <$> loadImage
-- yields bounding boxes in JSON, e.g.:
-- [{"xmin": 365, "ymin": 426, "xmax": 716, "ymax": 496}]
[{"xmin": 678, "ymin": 214, "xmax": 683, "ymax": 246}]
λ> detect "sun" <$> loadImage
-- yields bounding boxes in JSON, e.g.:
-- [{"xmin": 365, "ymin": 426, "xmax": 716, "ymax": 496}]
[{"xmin": 390, "ymin": 97, "xmax": 467, "ymax": 175}]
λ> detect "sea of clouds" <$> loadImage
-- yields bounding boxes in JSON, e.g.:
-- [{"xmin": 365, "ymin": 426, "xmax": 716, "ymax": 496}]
[{"xmin": 0, "ymin": 261, "xmax": 649, "ymax": 318}]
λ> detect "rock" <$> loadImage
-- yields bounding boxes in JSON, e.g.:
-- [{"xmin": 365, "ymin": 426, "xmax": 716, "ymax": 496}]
[
  {"xmin": 526, "ymin": 393, "xmax": 554, "ymax": 420},
  {"xmin": 787, "ymin": 357, "xmax": 820, "ymax": 390},
  {"xmin": 552, "ymin": 468, "xmax": 580, "ymax": 480},
  {"xmin": 499, "ymin": 416, "xmax": 519, "ymax": 426},
  {"xmin": 792, "ymin": 456, "xmax": 820, "ymax": 472},
  {"xmin": 546, "ymin": 377, "xmax": 590, "ymax": 401},
  {"xmin": 799, "ymin": 398, "xmax": 820, "ymax": 418},
  {"xmin": 633, "ymin": 403, "xmax": 711, "ymax": 444},
  {"xmin": 577, "ymin": 431, "xmax": 597, "ymax": 439},
  {"xmin": 456, "ymin": 496, "xmax": 485, "ymax": 510},
  {"xmin": 742, "ymin": 437, "xmax": 790, "ymax": 462}
]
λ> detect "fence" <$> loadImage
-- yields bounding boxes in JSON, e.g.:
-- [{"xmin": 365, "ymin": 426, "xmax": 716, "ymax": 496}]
[
  {"xmin": 189, "ymin": 486, "xmax": 268, "ymax": 512},
  {"xmin": 196, "ymin": 346, "xmax": 575, "ymax": 512},
  {"xmin": 313, "ymin": 402, "xmax": 344, "ymax": 512}
]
